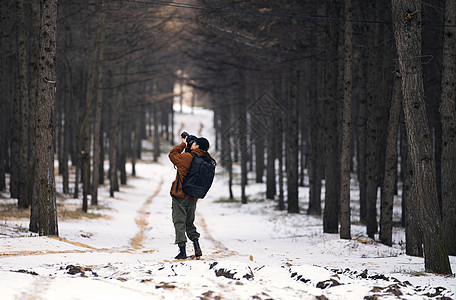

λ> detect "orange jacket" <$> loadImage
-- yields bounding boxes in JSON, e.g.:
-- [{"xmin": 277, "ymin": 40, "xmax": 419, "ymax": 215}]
[{"xmin": 169, "ymin": 142, "xmax": 206, "ymax": 201}]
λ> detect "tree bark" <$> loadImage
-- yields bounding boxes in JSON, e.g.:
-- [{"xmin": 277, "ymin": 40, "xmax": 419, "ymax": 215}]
[
  {"xmin": 254, "ymin": 124, "xmax": 264, "ymax": 184},
  {"xmin": 440, "ymin": 0, "xmax": 456, "ymax": 256},
  {"xmin": 278, "ymin": 117, "xmax": 285, "ymax": 211},
  {"xmin": 0, "ymin": 0, "xmax": 5, "ymax": 191},
  {"xmin": 153, "ymin": 88, "xmax": 160, "ymax": 162},
  {"xmin": 119, "ymin": 113, "xmax": 129, "ymax": 185},
  {"xmin": 307, "ymin": 60, "xmax": 323, "ymax": 216},
  {"xmin": 17, "ymin": 0, "xmax": 30, "ymax": 208},
  {"xmin": 266, "ymin": 115, "xmax": 276, "ymax": 200},
  {"xmin": 239, "ymin": 71, "xmax": 248, "ymax": 204},
  {"xmin": 287, "ymin": 64, "xmax": 300, "ymax": 214},
  {"xmin": 0, "ymin": 90, "xmax": 4, "ymax": 190},
  {"xmin": 109, "ymin": 80, "xmax": 123, "ymax": 196},
  {"xmin": 91, "ymin": 1, "xmax": 106, "ymax": 205},
  {"xmin": 27, "ymin": 0, "xmax": 39, "ymax": 228},
  {"xmin": 340, "ymin": 0, "xmax": 353, "ymax": 240},
  {"xmin": 365, "ymin": 1, "xmax": 379, "ymax": 239},
  {"xmin": 357, "ymin": 69, "xmax": 367, "ymax": 224},
  {"xmin": 379, "ymin": 69, "xmax": 401, "ymax": 246},
  {"xmin": 392, "ymin": 0, "xmax": 452, "ymax": 274},
  {"xmin": 323, "ymin": 0, "xmax": 341, "ymax": 233},
  {"xmin": 1, "ymin": 1, "xmax": 15, "ymax": 193},
  {"xmin": 31, "ymin": 0, "xmax": 59, "ymax": 236},
  {"xmin": 62, "ymin": 96, "xmax": 70, "ymax": 194},
  {"xmin": 403, "ymin": 138, "xmax": 423, "ymax": 257}
]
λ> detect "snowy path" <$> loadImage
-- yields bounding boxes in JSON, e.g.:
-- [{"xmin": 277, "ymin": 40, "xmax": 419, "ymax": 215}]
[{"xmin": 1, "ymin": 106, "xmax": 455, "ymax": 299}]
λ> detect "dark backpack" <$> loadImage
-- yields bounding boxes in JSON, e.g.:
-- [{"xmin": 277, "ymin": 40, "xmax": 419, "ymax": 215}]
[{"xmin": 180, "ymin": 153, "xmax": 215, "ymax": 199}]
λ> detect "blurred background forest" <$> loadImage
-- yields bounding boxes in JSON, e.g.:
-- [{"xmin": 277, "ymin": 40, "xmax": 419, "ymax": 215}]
[{"xmin": 0, "ymin": 0, "xmax": 455, "ymax": 274}]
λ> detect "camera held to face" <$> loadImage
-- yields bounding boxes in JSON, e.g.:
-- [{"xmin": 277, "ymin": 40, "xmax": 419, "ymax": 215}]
[{"xmin": 181, "ymin": 132, "xmax": 197, "ymax": 146}]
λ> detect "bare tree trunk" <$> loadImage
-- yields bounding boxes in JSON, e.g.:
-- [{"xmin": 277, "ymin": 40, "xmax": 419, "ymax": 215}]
[
  {"xmin": 109, "ymin": 69, "xmax": 126, "ymax": 197},
  {"xmin": 62, "ymin": 99, "xmax": 70, "ymax": 194},
  {"xmin": 27, "ymin": 1, "xmax": 41, "ymax": 203},
  {"xmin": 357, "ymin": 72, "xmax": 367, "ymax": 223},
  {"xmin": 98, "ymin": 120, "xmax": 105, "ymax": 185},
  {"xmin": 132, "ymin": 96, "xmax": 143, "ymax": 177},
  {"xmin": 278, "ymin": 117, "xmax": 285, "ymax": 211},
  {"xmin": 379, "ymin": 68, "xmax": 401, "ymax": 246},
  {"xmin": 17, "ymin": 0, "xmax": 30, "ymax": 208},
  {"xmin": 220, "ymin": 99, "xmax": 234, "ymax": 200},
  {"xmin": 402, "ymin": 137, "xmax": 423, "ymax": 256},
  {"xmin": 323, "ymin": 0, "xmax": 341, "ymax": 233},
  {"xmin": 119, "ymin": 113, "xmax": 129, "ymax": 185},
  {"xmin": 266, "ymin": 115, "xmax": 276, "ymax": 199},
  {"xmin": 365, "ymin": 2, "xmax": 379, "ymax": 239},
  {"xmin": 0, "ymin": 90, "xmax": 4, "ymax": 190},
  {"xmin": 170, "ymin": 96, "xmax": 174, "ymax": 146},
  {"xmin": 267, "ymin": 75, "xmax": 281, "ymax": 200},
  {"xmin": 91, "ymin": 1, "xmax": 106, "ymax": 206},
  {"xmin": 440, "ymin": 0, "xmax": 456, "ymax": 256},
  {"xmin": 287, "ymin": 64, "xmax": 300, "ymax": 214},
  {"xmin": 1, "ymin": 1, "xmax": 15, "ymax": 193},
  {"xmin": 239, "ymin": 71, "xmax": 248, "ymax": 204},
  {"xmin": 0, "ymin": 0, "xmax": 6, "ymax": 191},
  {"xmin": 254, "ymin": 122, "xmax": 264, "ymax": 184},
  {"xmin": 31, "ymin": 0, "xmax": 59, "ymax": 236},
  {"xmin": 28, "ymin": 2, "xmax": 39, "ymax": 224},
  {"xmin": 340, "ymin": 0, "xmax": 353, "ymax": 240},
  {"xmin": 109, "ymin": 86, "xmax": 122, "ymax": 197},
  {"xmin": 153, "ymin": 83, "xmax": 160, "ymax": 162},
  {"xmin": 10, "ymin": 65, "xmax": 20, "ymax": 200},
  {"xmin": 62, "ymin": 60, "xmax": 75, "ymax": 196},
  {"xmin": 392, "ymin": 0, "xmax": 452, "ymax": 274},
  {"xmin": 307, "ymin": 60, "xmax": 323, "ymax": 216}
]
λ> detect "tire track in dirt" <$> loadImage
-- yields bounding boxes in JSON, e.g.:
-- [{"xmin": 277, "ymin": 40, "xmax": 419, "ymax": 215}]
[
  {"xmin": 130, "ymin": 178, "xmax": 163, "ymax": 251},
  {"xmin": 197, "ymin": 216, "xmax": 238, "ymax": 259},
  {"xmin": 0, "ymin": 236, "xmax": 104, "ymax": 257},
  {"xmin": 2, "ymin": 179, "xmax": 164, "ymax": 257}
]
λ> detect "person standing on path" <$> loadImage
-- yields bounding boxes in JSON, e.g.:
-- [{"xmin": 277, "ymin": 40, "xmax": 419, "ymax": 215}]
[{"xmin": 168, "ymin": 134, "xmax": 212, "ymax": 259}]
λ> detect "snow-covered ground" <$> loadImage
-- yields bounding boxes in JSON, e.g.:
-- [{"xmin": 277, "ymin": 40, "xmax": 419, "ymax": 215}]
[{"xmin": 1, "ymin": 105, "xmax": 455, "ymax": 300}]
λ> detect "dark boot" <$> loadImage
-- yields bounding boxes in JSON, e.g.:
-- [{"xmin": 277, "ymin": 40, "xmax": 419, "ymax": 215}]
[
  {"xmin": 193, "ymin": 239, "xmax": 202, "ymax": 257},
  {"xmin": 175, "ymin": 245, "xmax": 187, "ymax": 259}
]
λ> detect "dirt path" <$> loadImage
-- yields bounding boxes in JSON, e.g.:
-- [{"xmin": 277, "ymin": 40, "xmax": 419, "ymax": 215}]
[
  {"xmin": 130, "ymin": 179, "xmax": 163, "ymax": 251},
  {"xmin": 1, "ymin": 178, "xmax": 165, "ymax": 259},
  {"xmin": 197, "ymin": 216, "xmax": 238, "ymax": 260}
]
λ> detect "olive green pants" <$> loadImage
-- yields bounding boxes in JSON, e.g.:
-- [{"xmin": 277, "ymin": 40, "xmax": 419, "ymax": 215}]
[{"xmin": 172, "ymin": 196, "xmax": 200, "ymax": 247}]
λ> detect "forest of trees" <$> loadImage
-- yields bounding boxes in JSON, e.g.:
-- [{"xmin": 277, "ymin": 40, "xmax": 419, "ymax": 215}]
[{"xmin": 0, "ymin": 0, "xmax": 455, "ymax": 275}]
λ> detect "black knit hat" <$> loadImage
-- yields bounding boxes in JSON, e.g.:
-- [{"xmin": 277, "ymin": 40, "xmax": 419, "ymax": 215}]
[{"xmin": 196, "ymin": 137, "xmax": 209, "ymax": 151}]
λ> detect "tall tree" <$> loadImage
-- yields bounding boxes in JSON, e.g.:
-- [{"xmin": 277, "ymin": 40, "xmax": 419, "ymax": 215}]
[
  {"xmin": 287, "ymin": 64, "xmax": 300, "ymax": 214},
  {"xmin": 379, "ymin": 68, "xmax": 401, "ymax": 246},
  {"xmin": 91, "ymin": 0, "xmax": 107, "ymax": 206},
  {"xmin": 365, "ymin": 1, "xmax": 379, "ymax": 238},
  {"xmin": 17, "ymin": 0, "xmax": 31, "ymax": 208},
  {"xmin": 239, "ymin": 70, "xmax": 248, "ymax": 204},
  {"xmin": 30, "ymin": 0, "xmax": 59, "ymax": 236},
  {"xmin": 340, "ymin": 0, "xmax": 353, "ymax": 240},
  {"xmin": 323, "ymin": 0, "xmax": 341, "ymax": 233},
  {"xmin": 440, "ymin": 0, "xmax": 456, "ymax": 256},
  {"xmin": 392, "ymin": 0, "xmax": 451, "ymax": 274},
  {"xmin": 306, "ymin": 59, "xmax": 323, "ymax": 216},
  {"xmin": 402, "ymin": 138, "xmax": 423, "ymax": 257}
]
